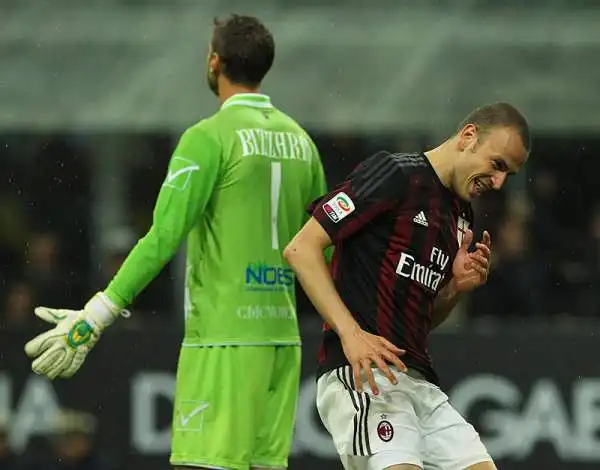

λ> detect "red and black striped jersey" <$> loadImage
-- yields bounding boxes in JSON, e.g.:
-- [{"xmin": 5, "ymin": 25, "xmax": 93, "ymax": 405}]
[{"xmin": 309, "ymin": 151, "xmax": 473, "ymax": 384}]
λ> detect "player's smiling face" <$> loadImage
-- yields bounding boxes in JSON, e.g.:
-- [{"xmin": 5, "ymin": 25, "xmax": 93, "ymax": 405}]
[{"xmin": 455, "ymin": 125, "xmax": 528, "ymax": 201}]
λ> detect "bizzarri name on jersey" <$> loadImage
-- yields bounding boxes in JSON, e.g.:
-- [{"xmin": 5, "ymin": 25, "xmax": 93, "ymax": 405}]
[{"xmin": 236, "ymin": 128, "xmax": 315, "ymax": 161}]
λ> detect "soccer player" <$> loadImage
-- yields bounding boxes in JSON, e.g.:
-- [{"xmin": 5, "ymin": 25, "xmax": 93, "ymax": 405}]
[
  {"xmin": 24, "ymin": 15, "xmax": 327, "ymax": 470},
  {"xmin": 284, "ymin": 103, "xmax": 530, "ymax": 470}
]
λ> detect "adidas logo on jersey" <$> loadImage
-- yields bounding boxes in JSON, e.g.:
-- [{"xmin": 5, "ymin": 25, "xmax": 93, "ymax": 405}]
[{"xmin": 413, "ymin": 211, "xmax": 429, "ymax": 227}]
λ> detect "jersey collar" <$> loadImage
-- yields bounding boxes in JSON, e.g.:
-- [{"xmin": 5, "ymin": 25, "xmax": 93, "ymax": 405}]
[{"xmin": 221, "ymin": 93, "xmax": 273, "ymax": 110}]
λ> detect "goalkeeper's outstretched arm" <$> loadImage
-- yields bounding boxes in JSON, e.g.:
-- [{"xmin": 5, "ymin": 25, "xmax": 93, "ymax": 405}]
[
  {"xmin": 24, "ymin": 124, "xmax": 222, "ymax": 379},
  {"xmin": 105, "ymin": 125, "xmax": 221, "ymax": 308}
]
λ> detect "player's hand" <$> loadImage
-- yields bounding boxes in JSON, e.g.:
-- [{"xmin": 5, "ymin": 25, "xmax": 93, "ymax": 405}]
[
  {"xmin": 340, "ymin": 327, "xmax": 407, "ymax": 395},
  {"xmin": 452, "ymin": 229, "xmax": 492, "ymax": 293},
  {"xmin": 24, "ymin": 292, "xmax": 127, "ymax": 380}
]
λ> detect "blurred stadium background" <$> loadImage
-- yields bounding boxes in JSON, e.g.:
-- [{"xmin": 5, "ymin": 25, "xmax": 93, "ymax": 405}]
[{"xmin": 2, "ymin": 0, "xmax": 600, "ymax": 469}]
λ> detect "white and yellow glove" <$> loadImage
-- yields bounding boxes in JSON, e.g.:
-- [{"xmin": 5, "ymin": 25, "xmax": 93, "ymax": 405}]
[{"xmin": 24, "ymin": 292, "xmax": 129, "ymax": 380}]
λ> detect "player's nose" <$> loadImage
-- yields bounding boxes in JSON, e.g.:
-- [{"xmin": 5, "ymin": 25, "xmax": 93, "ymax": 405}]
[{"xmin": 491, "ymin": 172, "xmax": 507, "ymax": 190}]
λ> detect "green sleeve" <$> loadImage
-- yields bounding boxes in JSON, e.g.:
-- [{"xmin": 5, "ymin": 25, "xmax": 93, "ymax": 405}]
[
  {"xmin": 309, "ymin": 143, "xmax": 334, "ymax": 264},
  {"xmin": 104, "ymin": 126, "xmax": 221, "ymax": 308},
  {"xmin": 309, "ymin": 142, "xmax": 328, "ymax": 215}
]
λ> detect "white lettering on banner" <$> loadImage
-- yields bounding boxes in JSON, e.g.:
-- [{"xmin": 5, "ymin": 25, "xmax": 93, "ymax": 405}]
[
  {"xmin": 573, "ymin": 379, "xmax": 600, "ymax": 458},
  {"xmin": 450, "ymin": 375, "xmax": 600, "ymax": 461},
  {"xmin": 7, "ymin": 370, "xmax": 600, "ymax": 462},
  {"xmin": 131, "ymin": 373, "xmax": 174, "ymax": 454},
  {"xmin": 0, "ymin": 373, "xmax": 61, "ymax": 452},
  {"xmin": 0, "ymin": 374, "xmax": 9, "ymax": 428}
]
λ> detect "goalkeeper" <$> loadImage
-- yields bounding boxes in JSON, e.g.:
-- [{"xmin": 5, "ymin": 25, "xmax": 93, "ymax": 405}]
[{"xmin": 24, "ymin": 14, "xmax": 327, "ymax": 470}]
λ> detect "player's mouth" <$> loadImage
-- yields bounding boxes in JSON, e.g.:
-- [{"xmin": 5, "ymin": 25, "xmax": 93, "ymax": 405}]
[{"xmin": 470, "ymin": 177, "xmax": 490, "ymax": 197}]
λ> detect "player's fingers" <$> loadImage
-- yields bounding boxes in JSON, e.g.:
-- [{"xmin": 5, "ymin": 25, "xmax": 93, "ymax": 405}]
[
  {"xmin": 376, "ymin": 336, "xmax": 407, "ymax": 372},
  {"xmin": 352, "ymin": 363, "xmax": 364, "ymax": 393},
  {"xmin": 474, "ymin": 243, "xmax": 491, "ymax": 258},
  {"xmin": 362, "ymin": 359, "xmax": 379, "ymax": 395},
  {"xmin": 378, "ymin": 337, "xmax": 406, "ymax": 355},
  {"xmin": 460, "ymin": 229, "xmax": 473, "ymax": 251},
  {"xmin": 482, "ymin": 230, "xmax": 492, "ymax": 247},
  {"xmin": 377, "ymin": 341, "xmax": 408, "ymax": 372},
  {"xmin": 469, "ymin": 253, "xmax": 489, "ymax": 267},
  {"xmin": 372, "ymin": 354, "xmax": 397, "ymax": 385},
  {"xmin": 390, "ymin": 353, "xmax": 408, "ymax": 373},
  {"xmin": 470, "ymin": 263, "xmax": 488, "ymax": 278},
  {"xmin": 380, "ymin": 349, "xmax": 407, "ymax": 374}
]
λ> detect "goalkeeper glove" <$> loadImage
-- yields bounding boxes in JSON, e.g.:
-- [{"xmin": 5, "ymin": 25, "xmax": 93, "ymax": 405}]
[{"xmin": 24, "ymin": 292, "xmax": 129, "ymax": 380}]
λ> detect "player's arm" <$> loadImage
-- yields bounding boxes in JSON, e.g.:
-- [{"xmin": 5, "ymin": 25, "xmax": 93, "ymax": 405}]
[
  {"xmin": 431, "ymin": 279, "xmax": 462, "ymax": 329},
  {"xmin": 287, "ymin": 154, "xmax": 390, "ymax": 336},
  {"xmin": 307, "ymin": 140, "xmax": 334, "ymax": 264},
  {"xmin": 284, "ymin": 218, "xmax": 356, "ymax": 335},
  {"xmin": 105, "ymin": 126, "xmax": 221, "ymax": 308},
  {"xmin": 285, "ymin": 217, "xmax": 405, "ymax": 395},
  {"xmin": 285, "ymin": 152, "xmax": 408, "ymax": 394}
]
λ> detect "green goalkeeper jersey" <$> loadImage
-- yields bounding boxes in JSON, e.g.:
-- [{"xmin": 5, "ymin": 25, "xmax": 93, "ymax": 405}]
[{"xmin": 104, "ymin": 94, "xmax": 326, "ymax": 345}]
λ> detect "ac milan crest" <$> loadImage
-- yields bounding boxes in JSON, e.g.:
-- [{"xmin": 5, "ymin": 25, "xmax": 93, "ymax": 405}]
[{"xmin": 377, "ymin": 420, "xmax": 394, "ymax": 442}]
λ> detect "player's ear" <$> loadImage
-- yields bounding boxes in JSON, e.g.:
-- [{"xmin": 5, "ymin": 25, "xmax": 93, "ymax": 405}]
[
  {"xmin": 457, "ymin": 124, "xmax": 477, "ymax": 152},
  {"xmin": 208, "ymin": 53, "xmax": 220, "ymax": 74}
]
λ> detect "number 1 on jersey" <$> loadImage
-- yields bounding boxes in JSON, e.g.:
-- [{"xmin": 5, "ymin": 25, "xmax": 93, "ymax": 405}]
[{"xmin": 271, "ymin": 162, "xmax": 282, "ymax": 250}]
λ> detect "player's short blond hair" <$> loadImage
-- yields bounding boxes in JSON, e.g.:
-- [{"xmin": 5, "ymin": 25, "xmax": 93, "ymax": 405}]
[{"xmin": 457, "ymin": 102, "xmax": 531, "ymax": 152}]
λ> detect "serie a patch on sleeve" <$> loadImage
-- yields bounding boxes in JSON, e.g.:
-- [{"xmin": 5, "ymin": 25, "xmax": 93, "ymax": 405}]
[{"xmin": 322, "ymin": 192, "xmax": 356, "ymax": 223}]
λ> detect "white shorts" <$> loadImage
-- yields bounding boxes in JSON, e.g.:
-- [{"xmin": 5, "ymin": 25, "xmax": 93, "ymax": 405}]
[{"xmin": 316, "ymin": 365, "xmax": 492, "ymax": 470}]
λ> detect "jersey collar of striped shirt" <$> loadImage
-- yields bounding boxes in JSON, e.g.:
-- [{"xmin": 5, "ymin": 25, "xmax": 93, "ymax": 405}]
[{"xmin": 221, "ymin": 93, "xmax": 273, "ymax": 110}]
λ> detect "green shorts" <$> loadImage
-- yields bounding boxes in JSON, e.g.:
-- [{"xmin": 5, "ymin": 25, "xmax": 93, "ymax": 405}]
[{"xmin": 170, "ymin": 345, "xmax": 301, "ymax": 470}]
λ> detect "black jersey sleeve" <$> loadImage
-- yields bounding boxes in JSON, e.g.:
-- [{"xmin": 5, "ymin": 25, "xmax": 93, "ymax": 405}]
[{"xmin": 308, "ymin": 151, "xmax": 410, "ymax": 243}]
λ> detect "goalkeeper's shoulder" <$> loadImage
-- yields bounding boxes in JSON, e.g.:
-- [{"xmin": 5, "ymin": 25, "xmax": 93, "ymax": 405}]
[
  {"xmin": 181, "ymin": 114, "xmax": 220, "ymax": 134},
  {"xmin": 177, "ymin": 116, "xmax": 222, "ymax": 148},
  {"xmin": 273, "ymin": 107, "xmax": 314, "ymax": 138}
]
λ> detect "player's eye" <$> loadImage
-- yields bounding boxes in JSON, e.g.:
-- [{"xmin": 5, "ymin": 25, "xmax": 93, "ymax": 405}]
[{"xmin": 493, "ymin": 159, "xmax": 513, "ymax": 175}]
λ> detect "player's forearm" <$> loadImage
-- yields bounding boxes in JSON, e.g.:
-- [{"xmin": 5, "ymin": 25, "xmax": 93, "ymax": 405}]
[
  {"xmin": 104, "ymin": 226, "xmax": 179, "ymax": 308},
  {"xmin": 431, "ymin": 278, "xmax": 462, "ymax": 329},
  {"xmin": 284, "ymin": 243, "xmax": 359, "ymax": 338}
]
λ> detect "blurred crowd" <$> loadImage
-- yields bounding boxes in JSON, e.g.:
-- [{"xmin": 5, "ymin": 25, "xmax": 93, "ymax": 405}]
[
  {"xmin": 469, "ymin": 138, "xmax": 600, "ymax": 327},
  {"xmin": 0, "ymin": 134, "xmax": 173, "ymax": 329},
  {"xmin": 1, "ymin": 136, "xmax": 91, "ymax": 330},
  {"xmin": 1, "ymin": 133, "xmax": 599, "ymax": 331}
]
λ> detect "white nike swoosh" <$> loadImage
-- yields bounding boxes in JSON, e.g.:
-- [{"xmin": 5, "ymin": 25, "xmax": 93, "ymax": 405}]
[
  {"xmin": 166, "ymin": 165, "xmax": 200, "ymax": 183},
  {"xmin": 180, "ymin": 403, "xmax": 209, "ymax": 426}
]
